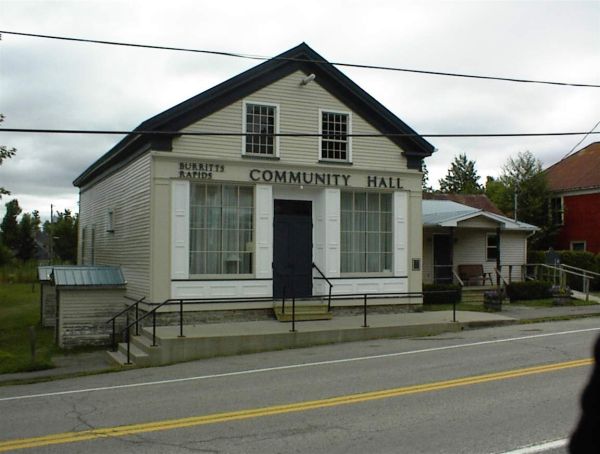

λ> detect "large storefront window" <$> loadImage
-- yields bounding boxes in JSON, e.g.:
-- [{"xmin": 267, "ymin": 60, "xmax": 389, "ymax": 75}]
[
  {"xmin": 341, "ymin": 192, "xmax": 392, "ymax": 273},
  {"xmin": 190, "ymin": 183, "xmax": 254, "ymax": 275}
]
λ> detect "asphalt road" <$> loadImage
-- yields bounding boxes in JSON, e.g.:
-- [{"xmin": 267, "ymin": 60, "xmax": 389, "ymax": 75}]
[{"xmin": 1, "ymin": 318, "xmax": 599, "ymax": 453}]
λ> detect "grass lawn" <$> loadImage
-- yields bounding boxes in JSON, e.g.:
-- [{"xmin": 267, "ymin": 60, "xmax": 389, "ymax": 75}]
[{"xmin": 0, "ymin": 283, "xmax": 56, "ymax": 374}]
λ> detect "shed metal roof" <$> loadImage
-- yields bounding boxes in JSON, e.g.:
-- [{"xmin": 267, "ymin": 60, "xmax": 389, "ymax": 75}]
[
  {"xmin": 46, "ymin": 266, "xmax": 126, "ymax": 287},
  {"xmin": 38, "ymin": 266, "xmax": 54, "ymax": 282}
]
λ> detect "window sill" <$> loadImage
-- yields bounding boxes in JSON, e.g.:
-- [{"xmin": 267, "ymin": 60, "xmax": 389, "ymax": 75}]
[
  {"xmin": 318, "ymin": 159, "xmax": 353, "ymax": 166},
  {"xmin": 242, "ymin": 154, "xmax": 280, "ymax": 161}
]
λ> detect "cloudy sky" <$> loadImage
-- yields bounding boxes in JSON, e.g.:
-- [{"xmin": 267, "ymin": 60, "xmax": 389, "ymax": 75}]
[{"xmin": 0, "ymin": 0, "xmax": 598, "ymax": 219}]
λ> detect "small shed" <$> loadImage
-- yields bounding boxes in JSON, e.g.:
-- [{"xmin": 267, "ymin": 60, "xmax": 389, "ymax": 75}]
[{"xmin": 38, "ymin": 266, "xmax": 127, "ymax": 348}]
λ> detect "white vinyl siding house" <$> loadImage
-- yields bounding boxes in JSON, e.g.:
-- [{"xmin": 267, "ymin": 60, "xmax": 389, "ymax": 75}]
[{"xmin": 422, "ymin": 200, "xmax": 537, "ymax": 285}]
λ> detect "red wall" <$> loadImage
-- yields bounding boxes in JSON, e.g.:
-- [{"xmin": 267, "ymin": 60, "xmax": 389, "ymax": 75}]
[{"xmin": 555, "ymin": 193, "xmax": 600, "ymax": 253}]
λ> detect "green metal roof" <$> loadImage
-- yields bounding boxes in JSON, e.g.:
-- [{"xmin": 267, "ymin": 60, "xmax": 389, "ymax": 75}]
[{"xmin": 40, "ymin": 266, "xmax": 126, "ymax": 287}]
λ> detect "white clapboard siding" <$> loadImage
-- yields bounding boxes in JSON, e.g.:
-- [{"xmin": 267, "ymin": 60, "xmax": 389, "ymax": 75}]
[
  {"xmin": 422, "ymin": 228, "xmax": 529, "ymax": 284},
  {"xmin": 173, "ymin": 71, "xmax": 407, "ymax": 171},
  {"xmin": 78, "ymin": 154, "xmax": 152, "ymax": 297},
  {"xmin": 58, "ymin": 288, "xmax": 126, "ymax": 348}
]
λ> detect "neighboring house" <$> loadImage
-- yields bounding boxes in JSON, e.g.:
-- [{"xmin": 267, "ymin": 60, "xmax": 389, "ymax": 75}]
[
  {"xmin": 73, "ymin": 43, "xmax": 435, "ymax": 309},
  {"xmin": 545, "ymin": 142, "xmax": 600, "ymax": 254},
  {"xmin": 422, "ymin": 194, "xmax": 537, "ymax": 285}
]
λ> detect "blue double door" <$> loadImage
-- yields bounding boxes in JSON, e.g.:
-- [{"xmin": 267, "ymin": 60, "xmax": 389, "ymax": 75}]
[{"xmin": 272, "ymin": 199, "xmax": 313, "ymax": 299}]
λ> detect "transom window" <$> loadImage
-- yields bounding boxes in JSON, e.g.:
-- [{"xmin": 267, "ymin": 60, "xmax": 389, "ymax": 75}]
[
  {"xmin": 341, "ymin": 192, "xmax": 392, "ymax": 273},
  {"xmin": 190, "ymin": 183, "xmax": 254, "ymax": 275},
  {"xmin": 244, "ymin": 103, "xmax": 277, "ymax": 156},
  {"xmin": 486, "ymin": 233, "xmax": 498, "ymax": 261},
  {"xmin": 321, "ymin": 111, "xmax": 350, "ymax": 161}
]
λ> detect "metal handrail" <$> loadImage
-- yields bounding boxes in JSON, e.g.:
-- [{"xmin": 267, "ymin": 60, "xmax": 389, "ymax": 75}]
[
  {"xmin": 560, "ymin": 263, "xmax": 600, "ymax": 278},
  {"xmin": 312, "ymin": 262, "xmax": 333, "ymax": 311},
  {"xmin": 528, "ymin": 263, "xmax": 596, "ymax": 300},
  {"xmin": 106, "ymin": 296, "xmax": 145, "ymax": 352},
  {"xmin": 494, "ymin": 268, "xmax": 509, "ymax": 291},
  {"xmin": 117, "ymin": 291, "xmax": 425, "ymax": 364},
  {"xmin": 452, "ymin": 268, "xmax": 464, "ymax": 287}
]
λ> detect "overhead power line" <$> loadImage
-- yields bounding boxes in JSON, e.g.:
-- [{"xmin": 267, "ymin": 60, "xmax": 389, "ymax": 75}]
[
  {"xmin": 1, "ymin": 128, "xmax": 599, "ymax": 138},
  {"xmin": 1, "ymin": 30, "xmax": 599, "ymax": 88},
  {"xmin": 561, "ymin": 119, "xmax": 600, "ymax": 160}
]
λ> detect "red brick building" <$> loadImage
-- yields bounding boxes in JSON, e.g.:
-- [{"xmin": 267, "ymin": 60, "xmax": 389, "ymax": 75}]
[{"xmin": 545, "ymin": 142, "xmax": 600, "ymax": 253}]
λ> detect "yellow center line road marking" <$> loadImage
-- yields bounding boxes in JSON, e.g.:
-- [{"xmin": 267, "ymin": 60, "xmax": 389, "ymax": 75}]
[{"xmin": 0, "ymin": 358, "xmax": 592, "ymax": 452}]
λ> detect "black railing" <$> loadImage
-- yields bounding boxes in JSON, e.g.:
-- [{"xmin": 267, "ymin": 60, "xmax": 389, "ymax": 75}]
[
  {"xmin": 111, "ymin": 291, "xmax": 428, "ymax": 364},
  {"xmin": 312, "ymin": 262, "xmax": 333, "ymax": 310},
  {"xmin": 106, "ymin": 295, "xmax": 145, "ymax": 352}
]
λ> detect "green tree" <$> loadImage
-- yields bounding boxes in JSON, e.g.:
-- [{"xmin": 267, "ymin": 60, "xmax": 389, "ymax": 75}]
[
  {"xmin": 438, "ymin": 154, "xmax": 483, "ymax": 194},
  {"xmin": 1, "ymin": 199, "xmax": 22, "ymax": 251},
  {"xmin": 421, "ymin": 161, "xmax": 433, "ymax": 193},
  {"xmin": 486, "ymin": 151, "xmax": 555, "ymax": 249},
  {"xmin": 46, "ymin": 209, "xmax": 78, "ymax": 262},
  {"xmin": 0, "ymin": 114, "xmax": 17, "ymax": 199},
  {"xmin": 16, "ymin": 212, "xmax": 37, "ymax": 261}
]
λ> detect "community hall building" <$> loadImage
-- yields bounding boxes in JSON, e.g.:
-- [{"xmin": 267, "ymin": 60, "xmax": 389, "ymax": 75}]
[{"xmin": 73, "ymin": 43, "xmax": 435, "ymax": 313}]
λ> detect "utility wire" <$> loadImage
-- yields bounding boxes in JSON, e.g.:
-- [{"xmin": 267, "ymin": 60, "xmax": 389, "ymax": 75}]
[
  {"xmin": 1, "ymin": 30, "xmax": 599, "ymax": 88},
  {"xmin": 1, "ymin": 128, "xmax": 599, "ymax": 138},
  {"xmin": 560, "ymin": 119, "xmax": 600, "ymax": 160}
]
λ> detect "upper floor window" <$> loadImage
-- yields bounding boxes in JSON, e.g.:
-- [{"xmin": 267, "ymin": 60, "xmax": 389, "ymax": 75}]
[
  {"xmin": 243, "ymin": 102, "xmax": 278, "ymax": 156},
  {"xmin": 320, "ymin": 110, "xmax": 351, "ymax": 162},
  {"xmin": 550, "ymin": 197, "xmax": 564, "ymax": 225}
]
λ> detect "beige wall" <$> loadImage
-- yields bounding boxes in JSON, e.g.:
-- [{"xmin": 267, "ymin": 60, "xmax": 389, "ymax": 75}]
[
  {"xmin": 78, "ymin": 154, "xmax": 152, "ymax": 299},
  {"xmin": 173, "ymin": 70, "xmax": 409, "ymax": 172}
]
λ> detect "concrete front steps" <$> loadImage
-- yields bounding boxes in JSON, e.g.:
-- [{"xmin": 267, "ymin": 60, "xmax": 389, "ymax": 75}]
[
  {"xmin": 461, "ymin": 286, "xmax": 489, "ymax": 304},
  {"xmin": 273, "ymin": 299, "xmax": 333, "ymax": 322}
]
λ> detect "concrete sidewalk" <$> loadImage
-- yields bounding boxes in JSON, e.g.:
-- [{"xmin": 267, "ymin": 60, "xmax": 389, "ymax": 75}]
[{"xmin": 2, "ymin": 302, "xmax": 600, "ymax": 384}]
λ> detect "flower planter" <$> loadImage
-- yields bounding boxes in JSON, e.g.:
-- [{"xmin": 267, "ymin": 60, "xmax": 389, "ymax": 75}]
[
  {"xmin": 553, "ymin": 296, "xmax": 571, "ymax": 306},
  {"xmin": 484, "ymin": 291, "xmax": 503, "ymax": 312}
]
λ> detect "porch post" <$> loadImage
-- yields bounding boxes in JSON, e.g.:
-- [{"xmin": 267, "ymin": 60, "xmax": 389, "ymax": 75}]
[
  {"xmin": 449, "ymin": 227, "xmax": 455, "ymax": 282},
  {"xmin": 496, "ymin": 227, "xmax": 501, "ymax": 286}
]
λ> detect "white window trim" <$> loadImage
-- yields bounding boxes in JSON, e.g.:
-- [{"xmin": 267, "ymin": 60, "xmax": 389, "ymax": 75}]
[
  {"xmin": 106, "ymin": 208, "xmax": 115, "ymax": 233},
  {"xmin": 318, "ymin": 109, "xmax": 352, "ymax": 163},
  {"xmin": 486, "ymin": 232, "xmax": 498, "ymax": 262},
  {"xmin": 570, "ymin": 240, "xmax": 586, "ymax": 251},
  {"xmin": 550, "ymin": 196, "xmax": 564, "ymax": 226},
  {"xmin": 242, "ymin": 100, "xmax": 280, "ymax": 158}
]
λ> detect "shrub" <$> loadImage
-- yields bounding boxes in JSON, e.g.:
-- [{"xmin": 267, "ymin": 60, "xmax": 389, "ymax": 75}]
[
  {"xmin": 423, "ymin": 284, "xmax": 462, "ymax": 305},
  {"xmin": 506, "ymin": 280, "xmax": 552, "ymax": 302}
]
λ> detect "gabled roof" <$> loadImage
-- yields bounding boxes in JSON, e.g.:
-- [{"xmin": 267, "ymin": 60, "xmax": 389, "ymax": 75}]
[
  {"xmin": 423, "ymin": 193, "xmax": 505, "ymax": 216},
  {"xmin": 74, "ymin": 43, "xmax": 434, "ymax": 187},
  {"xmin": 545, "ymin": 142, "xmax": 600, "ymax": 192},
  {"xmin": 422, "ymin": 199, "xmax": 538, "ymax": 231}
]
